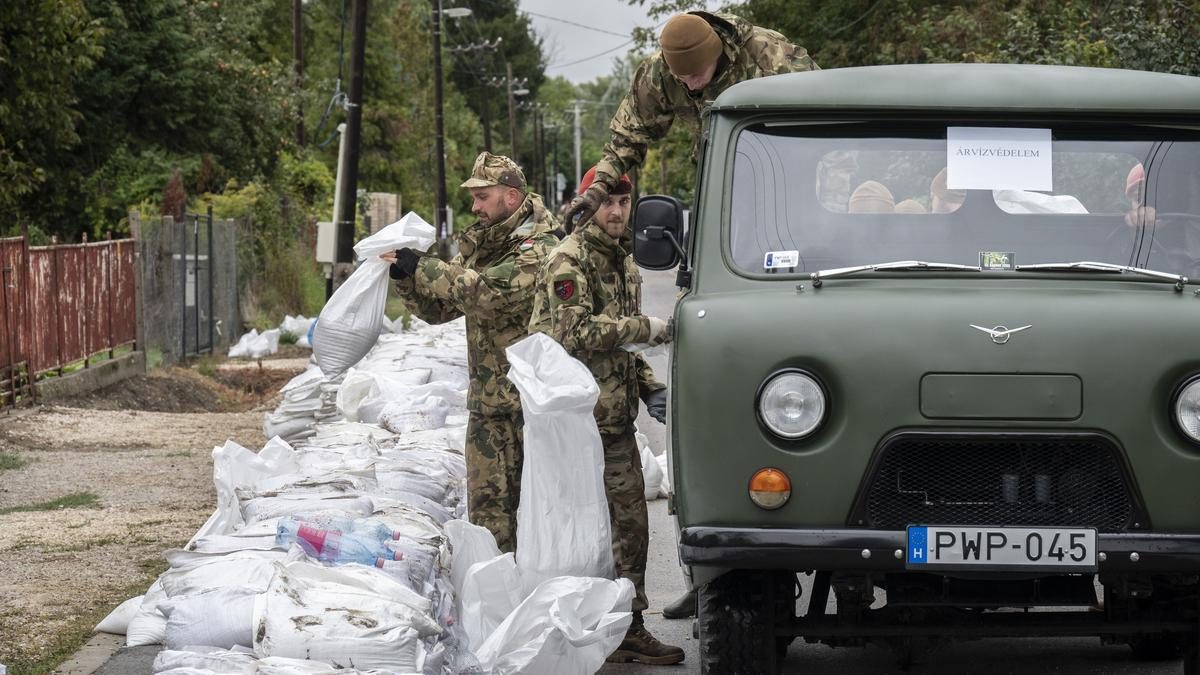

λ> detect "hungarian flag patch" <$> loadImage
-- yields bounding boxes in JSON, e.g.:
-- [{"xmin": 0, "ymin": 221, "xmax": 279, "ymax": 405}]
[
  {"xmin": 519, "ymin": 238, "xmax": 534, "ymax": 251},
  {"xmin": 554, "ymin": 279, "xmax": 575, "ymax": 301}
]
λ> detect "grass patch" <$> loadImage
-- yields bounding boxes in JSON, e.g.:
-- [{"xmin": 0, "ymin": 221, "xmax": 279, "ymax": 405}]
[
  {"xmin": 193, "ymin": 355, "xmax": 220, "ymax": 378},
  {"xmin": 3, "ymin": 571, "xmax": 164, "ymax": 675},
  {"xmin": 0, "ymin": 451, "xmax": 29, "ymax": 471},
  {"xmin": 146, "ymin": 347, "xmax": 164, "ymax": 370},
  {"xmin": 0, "ymin": 491, "xmax": 100, "ymax": 516}
]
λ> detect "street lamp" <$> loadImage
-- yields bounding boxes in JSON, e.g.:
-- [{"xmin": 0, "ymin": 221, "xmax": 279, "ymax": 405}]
[{"xmin": 432, "ymin": 2, "xmax": 473, "ymax": 257}]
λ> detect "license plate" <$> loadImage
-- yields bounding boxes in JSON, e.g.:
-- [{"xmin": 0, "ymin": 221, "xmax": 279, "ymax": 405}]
[{"xmin": 906, "ymin": 526, "xmax": 1097, "ymax": 571}]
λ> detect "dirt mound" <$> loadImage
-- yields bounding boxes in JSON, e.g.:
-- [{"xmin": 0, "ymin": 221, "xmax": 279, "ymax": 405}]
[{"xmin": 56, "ymin": 364, "xmax": 305, "ymax": 414}]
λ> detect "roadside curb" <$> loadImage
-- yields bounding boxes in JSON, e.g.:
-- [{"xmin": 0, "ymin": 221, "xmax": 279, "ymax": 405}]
[{"xmin": 52, "ymin": 633, "xmax": 123, "ymax": 675}]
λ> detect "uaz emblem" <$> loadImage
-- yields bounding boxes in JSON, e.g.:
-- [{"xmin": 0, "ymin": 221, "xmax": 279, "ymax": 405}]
[{"xmin": 969, "ymin": 324, "xmax": 1032, "ymax": 345}]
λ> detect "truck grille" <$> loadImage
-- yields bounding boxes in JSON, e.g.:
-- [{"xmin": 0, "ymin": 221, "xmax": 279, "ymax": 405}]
[{"xmin": 857, "ymin": 433, "xmax": 1139, "ymax": 532}]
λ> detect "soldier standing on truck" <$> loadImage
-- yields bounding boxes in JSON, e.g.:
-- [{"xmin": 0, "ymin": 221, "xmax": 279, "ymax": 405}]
[
  {"xmin": 529, "ymin": 167, "xmax": 681, "ymax": 664},
  {"xmin": 383, "ymin": 152, "xmax": 560, "ymax": 553},
  {"xmin": 565, "ymin": 11, "xmax": 818, "ymax": 227}
]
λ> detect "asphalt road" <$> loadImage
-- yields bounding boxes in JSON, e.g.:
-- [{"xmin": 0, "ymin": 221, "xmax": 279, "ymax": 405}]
[{"xmin": 601, "ymin": 268, "xmax": 1185, "ymax": 675}]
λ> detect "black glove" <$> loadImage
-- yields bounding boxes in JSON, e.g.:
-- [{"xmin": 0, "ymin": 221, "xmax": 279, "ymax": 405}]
[
  {"xmin": 644, "ymin": 389, "xmax": 668, "ymax": 424},
  {"xmin": 565, "ymin": 181, "xmax": 610, "ymax": 228},
  {"xmin": 389, "ymin": 248, "xmax": 421, "ymax": 280}
]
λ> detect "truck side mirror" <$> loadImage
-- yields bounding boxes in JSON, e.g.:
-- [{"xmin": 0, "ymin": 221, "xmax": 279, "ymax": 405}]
[{"xmin": 633, "ymin": 195, "xmax": 685, "ymax": 270}]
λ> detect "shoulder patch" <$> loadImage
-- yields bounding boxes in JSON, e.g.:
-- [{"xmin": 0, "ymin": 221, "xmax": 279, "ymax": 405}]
[
  {"xmin": 519, "ymin": 238, "xmax": 534, "ymax": 251},
  {"xmin": 554, "ymin": 279, "xmax": 575, "ymax": 301}
]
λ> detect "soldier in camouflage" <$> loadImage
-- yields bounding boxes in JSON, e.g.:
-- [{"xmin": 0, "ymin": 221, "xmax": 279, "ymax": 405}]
[
  {"xmin": 529, "ymin": 167, "xmax": 681, "ymax": 665},
  {"xmin": 385, "ymin": 152, "xmax": 560, "ymax": 553},
  {"xmin": 567, "ymin": 11, "xmax": 818, "ymax": 224}
]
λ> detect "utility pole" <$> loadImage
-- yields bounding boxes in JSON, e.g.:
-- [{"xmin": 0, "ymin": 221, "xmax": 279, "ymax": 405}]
[
  {"xmin": 506, "ymin": 62, "xmax": 518, "ymax": 159},
  {"xmin": 334, "ymin": 0, "xmax": 367, "ymax": 265},
  {"xmin": 573, "ymin": 100, "xmax": 583, "ymax": 191},
  {"xmin": 448, "ymin": 39, "xmax": 501, "ymax": 153},
  {"xmin": 293, "ymin": 0, "xmax": 305, "ymax": 146},
  {"xmin": 432, "ymin": 0, "xmax": 449, "ymax": 257},
  {"xmin": 480, "ymin": 86, "xmax": 492, "ymax": 152}
]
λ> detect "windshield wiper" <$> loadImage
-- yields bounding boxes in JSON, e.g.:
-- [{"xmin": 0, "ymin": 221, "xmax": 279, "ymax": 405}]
[
  {"xmin": 1015, "ymin": 261, "xmax": 1189, "ymax": 291},
  {"xmin": 810, "ymin": 260, "xmax": 980, "ymax": 287}
]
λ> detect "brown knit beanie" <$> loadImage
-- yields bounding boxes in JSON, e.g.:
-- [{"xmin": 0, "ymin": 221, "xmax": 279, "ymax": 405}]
[
  {"xmin": 660, "ymin": 14, "xmax": 723, "ymax": 77},
  {"xmin": 848, "ymin": 181, "xmax": 895, "ymax": 214}
]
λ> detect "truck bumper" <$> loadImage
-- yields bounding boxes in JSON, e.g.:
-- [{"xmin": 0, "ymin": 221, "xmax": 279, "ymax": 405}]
[{"xmin": 680, "ymin": 527, "xmax": 1200, "ymax": 574}]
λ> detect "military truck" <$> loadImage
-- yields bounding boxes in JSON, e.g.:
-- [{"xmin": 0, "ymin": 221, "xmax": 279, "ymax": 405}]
[{"xmin": 632, "ymin": 64, "xmax": 1200, "ymax": 674}]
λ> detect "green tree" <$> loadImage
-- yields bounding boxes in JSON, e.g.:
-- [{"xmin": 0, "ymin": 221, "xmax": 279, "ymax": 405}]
[{"xmin": 0, "ymin": 0, "xmax": 101, "ymax": 229}]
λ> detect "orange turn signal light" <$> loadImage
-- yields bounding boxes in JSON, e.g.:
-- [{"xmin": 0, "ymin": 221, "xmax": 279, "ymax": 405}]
[{"xmin": 748, "ymin": 468, "xmax": 791, "ymax": 510}]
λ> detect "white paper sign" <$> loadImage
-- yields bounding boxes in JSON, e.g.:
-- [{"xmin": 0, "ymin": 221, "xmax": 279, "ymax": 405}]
[
  {"xmin": 764, "ymin": 250, "xmax": 799, "ymax": 269},
  {"xmin": 946, "ymin": 127, "xmax": 1052, "ymax": 191}
]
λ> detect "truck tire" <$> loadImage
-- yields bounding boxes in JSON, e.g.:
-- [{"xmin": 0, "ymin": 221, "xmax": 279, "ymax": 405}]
[
  {"xmin": 698, "ymin": 570, "xmax": 794, "ymax": 675},
  {"xmin": 1129, "ymin": 634, "xmax": 1185, "ymax": 660}
]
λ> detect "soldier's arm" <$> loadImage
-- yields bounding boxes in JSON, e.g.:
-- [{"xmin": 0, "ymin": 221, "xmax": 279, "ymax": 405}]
[
  {"xmin": 392, "ymin": 259, "xmax": 463, "ymax": 325},
  {"xmin": 635, "ymin": 353, "xmax": 666, "ymax": 399},
  {"xmin": 755, "ymin": 28, "xmax": 819, "ymax": 75},
  {"xmin": 413, "ymin": 236, "xmax": 555, "ymax": 320},
  {"xmin": 543, "ymin": 252, "xmax": 651, "ymax": 352},
  {"xmin": 594, "ymin": 58, "xmax": 675, "ymax": 186}
]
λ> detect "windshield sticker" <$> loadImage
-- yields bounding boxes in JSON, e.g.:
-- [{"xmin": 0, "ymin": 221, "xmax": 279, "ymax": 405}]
[
  {"xmin": 764, "ymin": 250, "xmax": 800, "ymax": 270},
  {"xmin": 946, "ymin": 127, "xmax": 1052, "ymax": 192},
  {"xmin": 979, "ymin": 251, "xmax": 1016, "ymax": 270}
]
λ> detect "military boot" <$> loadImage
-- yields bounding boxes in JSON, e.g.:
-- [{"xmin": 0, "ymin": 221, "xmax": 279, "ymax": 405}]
[
  {"xmin": 606, "ymin": 612, "xmax": 685, "ymax": 665},
  {"xmin": 661, "ymin": 588, "xmax": 696, "ymax": 619}
]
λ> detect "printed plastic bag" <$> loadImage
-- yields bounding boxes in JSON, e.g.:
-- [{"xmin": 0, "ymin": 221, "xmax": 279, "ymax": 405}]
[
  {"xmin": 312, "ymin": 212, "xmax": 435, "ymax": 378},
  {"xmin": 506, "ymin": 333, "xmax": 614, "ymax": 589}
]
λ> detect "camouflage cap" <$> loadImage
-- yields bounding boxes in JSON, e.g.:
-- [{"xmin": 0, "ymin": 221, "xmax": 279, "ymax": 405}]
[{"xmin": 461, "ymin": 151, "xmax": 527, "ymax": 190}]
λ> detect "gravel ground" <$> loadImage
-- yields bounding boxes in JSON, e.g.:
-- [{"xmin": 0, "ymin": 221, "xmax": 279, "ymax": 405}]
[{"xmin": 0, "ymin": 366, "xmax": 297, "ymax": 673}]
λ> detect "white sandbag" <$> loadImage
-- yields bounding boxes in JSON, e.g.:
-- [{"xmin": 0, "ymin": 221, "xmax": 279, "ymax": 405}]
[
  {"xmin": 248, "ymin": 328, "xmax": 281, "ymax": 358},
  {"xmin": 378, "ymin": 395, "xmax": 450, "ymax": 435},
  {"xmin": 640, "ymin": 445, "xmax": 663, "ymax": 501},
  {"xmin": 507, "ymin": 333, "xmax": 614, "ymax": 588},
  {"xmin": 445, "ymin": 519, "xmax": 501, "ymax": 598},
  {"xmin": 126, "ymin": 579, "xmax": 168, "ymax": 647},
  {"xmin": 203, "ymin": 439, "xmax": 300, "ymax": 540},
  {"xmin": 152, "ymin": 646, "xmax": 258, "ymax": 675},
  {"xmin": 227, "ymin": 330, "xmax": 258, "ymax": 359},
  {"xmin": 160, "ymin": 553, "xmax": 281, "ymax": 598},
  {"xmin": 95, "ymin": 595, "xmax": 142, "ymax": 635},
  {"xmin": 474, "ymin": 576, "xmax": 635, "ymax": 675},
  {"xmin": 240, "ymin": 493, "xmax": 373, "ymax": 525},
  {"xmin": 162, "ymin": 588, "xmax": 257, "ymax": 650},
  {"xmin": 252, "ymin": 562, "xmax": 437, "ymax": 672},
  {"xmin": 460, "ymin": 553, "xmax": 525, "ymax": 651},
  {"xmin": 312, "ymin": 212, "xmax": 435, "ymax": 379}
]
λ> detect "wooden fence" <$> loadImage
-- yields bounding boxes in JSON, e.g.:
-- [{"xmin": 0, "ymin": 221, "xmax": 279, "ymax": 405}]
[{"xmin": 0, "ymin": 229, "xmax": 137, "ymax": 405}]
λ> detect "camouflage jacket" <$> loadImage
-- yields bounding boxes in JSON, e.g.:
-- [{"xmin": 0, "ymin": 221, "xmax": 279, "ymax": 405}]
[
  {"xmin": 595, "ymin": 11, "xmax": 818, "ymax": 186},
  {"xmin": 395, "ymin": 192, "xmax": 560, "ymax": 416},
  {"xmin": 529, "ymin": 221, "xmax": 665, "ymax": 435}
]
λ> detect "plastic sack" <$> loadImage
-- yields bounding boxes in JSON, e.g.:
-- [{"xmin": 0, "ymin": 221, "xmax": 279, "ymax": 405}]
[
  {"xmin": 312, "ymin": 212, "xmax": 435, "ymax": 379},
  {"xmin": 95, "ymin": 595, "xmax": 142, "ymax": 635},
  {"xmin": 474, "ymin": 576, "xmax": 635, "ymax": 675},
  {"xmin": 640, "ymin": 444, "xmax": 663, "ymax": 501},
  {"xmin": 152, "ymin": 647, "xmax": 258, "ymax": 675},
  {"xmin": 228, "ymin": 330, "xmax": 258, "ymax": 358},
  {"xmin": 162, "ymin": 588, "xmax": 257, "ymax": 650},
  {"xmin": 126, "ymin": 580, "xmax": 168, "ymax": 646},
  {"xmin": 656, "ymin": 452, "xmax": 670, "ymax": 498},
  {"xmin": 378, "ymin": 394, "xmax": 450, "ymax": 434},
  {"xmin": 506, "ymin": 333, "xmax": 614, "ymax": 589}
]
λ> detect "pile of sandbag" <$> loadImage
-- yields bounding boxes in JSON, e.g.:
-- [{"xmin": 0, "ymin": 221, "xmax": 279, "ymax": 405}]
[
  {"xmin": 100, "ymin": 225, "xmax": 637, "ymax": 673},
  {"xmin": 228, "ymin": 328, "xmax": 282, "ymax": 359}
]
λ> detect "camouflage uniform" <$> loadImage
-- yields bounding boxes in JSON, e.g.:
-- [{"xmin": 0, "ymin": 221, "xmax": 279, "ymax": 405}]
[
  {"xmin": 394, "ymin": 154, "xmax": 560, "ymax": 553},
  {"xmin": 594, "ymin": 11, "xmax": 818, "ymax": 186},
  {"xmin": 529, "ymin": 220, "xmax": 665, "ymax": 612}
]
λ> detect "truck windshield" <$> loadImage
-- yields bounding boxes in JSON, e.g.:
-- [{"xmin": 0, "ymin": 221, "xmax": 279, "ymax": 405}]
[{"xmin": 729, "ymin": 123, "xmax": 1200, "ymax": 278}]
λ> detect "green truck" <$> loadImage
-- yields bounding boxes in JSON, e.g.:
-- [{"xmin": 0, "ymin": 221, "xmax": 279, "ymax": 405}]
[{"xmin": 633, "ymin": 63, "xmax": 1200, "ymax": 674}]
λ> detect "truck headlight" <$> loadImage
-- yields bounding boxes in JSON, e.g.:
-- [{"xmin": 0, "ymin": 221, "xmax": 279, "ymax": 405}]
[
  {"xmin": 1176, "ymin": 376, "xmax": 1200, "ymax": 443},
  {"xmin": 758, "ymin": 370, "xmax": 826, "ymax": 439}
]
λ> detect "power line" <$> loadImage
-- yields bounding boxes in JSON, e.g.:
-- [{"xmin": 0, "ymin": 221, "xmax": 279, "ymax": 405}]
[
  {"xmin": 522, "ymin": 10, "xmax": 630, "ymax": 38},
  {"xmin": 546, "ymin": 38, "xmax": 634, "ymax": 69}
]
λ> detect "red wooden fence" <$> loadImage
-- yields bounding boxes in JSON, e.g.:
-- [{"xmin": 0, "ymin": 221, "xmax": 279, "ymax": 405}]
[{"xmin": 0, "ymin": 231, "xmax": 137, "ymax": 405}]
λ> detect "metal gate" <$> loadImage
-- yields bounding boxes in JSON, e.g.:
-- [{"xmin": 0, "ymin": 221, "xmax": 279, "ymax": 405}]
[{"xmin": 179, "ymin": 207, "xmax": 215, "ymax": 357}]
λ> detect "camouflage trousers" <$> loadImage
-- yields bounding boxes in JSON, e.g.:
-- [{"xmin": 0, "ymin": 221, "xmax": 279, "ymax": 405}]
[
  {"xmin": 466, "ymin": 411, "xmax": 524, "ymax": 553},
  {"xmin": 602, "ymin": 430, "xmax": 650, "ymax": 612}
]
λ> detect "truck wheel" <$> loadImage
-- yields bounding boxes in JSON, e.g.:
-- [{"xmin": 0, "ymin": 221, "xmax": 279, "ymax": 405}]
[{"xmin": 698, "ymin": 570, "xmax": 794, "ymax": 675}]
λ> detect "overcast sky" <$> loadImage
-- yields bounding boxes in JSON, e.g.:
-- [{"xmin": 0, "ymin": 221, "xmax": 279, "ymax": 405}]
[{"xmin": 518, "ymin": 0, "xmax": 721, "ymax": 84}]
